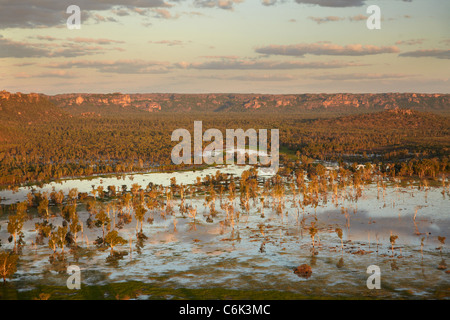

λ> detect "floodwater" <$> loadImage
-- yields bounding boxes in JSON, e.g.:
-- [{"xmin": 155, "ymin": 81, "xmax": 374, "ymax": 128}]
[{"xmin": 0, "ymin": 165, "xmax": 449, "ymax": 299}]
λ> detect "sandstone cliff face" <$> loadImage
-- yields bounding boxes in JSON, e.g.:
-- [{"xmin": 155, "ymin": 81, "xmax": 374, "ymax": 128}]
[{"xmin": 244, "ymin": 99, "xmax": 264, "ymax": 109}]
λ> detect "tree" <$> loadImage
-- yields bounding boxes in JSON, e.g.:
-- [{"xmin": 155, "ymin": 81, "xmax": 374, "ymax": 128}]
[
  {"xmin": 390, "ymin": 234, "xmax": 398, "ymax": 257},
  {"xmin": 37, "ymin": 196, "xmax": 50, "ymax": 221},
  {"xmin": 309, "ymin": 223, "xmax": 318, "ymax": 248},
  {"xmin": 7, "ymin": 203, "xmax": 27, "ymax": 250},
  {"xmin": 104, "ymin": 230, "xmax": 127, "ymax": 254},
  {"xmin": 50, "ymin": 190, "xmax": 64, "ymax": 206},
  {"xmin": 55, "ymin": 226, "xmax": 68, "ymax": 253},
  {"xmin": 95, "ymin": 210, "xmax": 110, "ymax": 240},
  {"xmin": 0, "ymin": 251, "xmax": 18, "ymax": 283},
  {"xmin": 134, "ymin": 204, "xmax": 146, "ymax": 233},
  {"xmin": 68, "ymin": 188, "xmax": 78, "ymax": 204},
  {"xmin": 69, "ymin": 208, "xmax": 82, "ymax": 245}
]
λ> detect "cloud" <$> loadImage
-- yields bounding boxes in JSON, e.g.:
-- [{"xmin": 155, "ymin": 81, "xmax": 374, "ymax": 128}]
[
  {"xmin": 31, "ymin": 35, "xmax": 61, "ymax": 41},
  {"xmin": 0, "ymin": 35, "xmax": 50, "ymax": 58},
  {"xmin": 308, "ymin": 15, "xmax": 381, "ymax": 24},
  {"xmin": 152, "ymin": 8, "xmax": 179, "ymax": 19},
  {"xmin": 175, "ymin": 59, "xmax": 365, "ymax": 70},
  {"xmin": 199, "ymin": 55, "xmax": 240, "ymax": 59},
  {"xmin": 193, "ymin": 0, "xmax": 244, "ymax": 10},
  {"xmin": 261, "ymin": 0, "xmax": 278, "ymax": 6},
  {"xmin": 44, "ymin": 59, "xmax": 170, "ymax": 74},
  {"xmin": 91, "ymin": 14, "xmax": 119, "ymax": 23},
  {"xmin": 206, "ymin": 73, "xmax": 295, "ymax": 81},
  {"xmin": 255, "ymin": 43, "xmax": 400, "ymax": 57},
  {"xmin": 149, "ymin": 40, "xmax": 187, "ymax": 46},
  {"xmin": 395, "ymin": 39, "xmax": 425, "ymax": 46},
  {"xmin": 14, "ymin": 70, "xmax": 77, "ymax": 78},
  {"xmin": 311, "ymin": 73, "xmax": 415, "ymax": 81},
  {"xmin": 0, "ymin": 0, "xmax": 171, "ymax": 29},
  {"xmin": 399, "ymin": 49, "xmax": 450, "ymax": 59},
  {"xmin": 308, "ymin": 16, "xmax": 345, "ymax": 24},
  {"xmin": 348, "ymin": 14, "xmax": 367, "ymax": 21},
  {"xmin": 294, "ymin": 0, "xmax": 366, "ymax": 7},
  {"xmin": 13, "ymin": 62, "xmax": 35, "ymax": 67},
  {"xmin": 0, "ymin": 35, "xmax": 125, "ymax": 58},
  {"xmin": 67, "ymin": 37, "xmax": 125, "ymax": 45},
  {"xmin": 112, "ymin": 7, "xmax": 150, "ymax": 16}
]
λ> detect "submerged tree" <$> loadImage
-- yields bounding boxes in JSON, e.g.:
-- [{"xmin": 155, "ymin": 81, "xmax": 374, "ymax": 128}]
[
  {"xmin": 104, "ymin": 230, "xmax": 127, "ymax": 254},
  {"xmin": 390, "ymin": 233, "xmax": 398, "ymax": 257},
  {"xmin": 309, "ymin": 223, "xmax": 318, "ymax": 249},
  {"xmin": 0, "ymin": 251, "xmax": 18, "ymax": 283},
  {"xmin": 134, "ymin": 204, "xmax": 146, "ymax": 233},
  {"xmin": 95, "ymin": 210, "xmax": 111, "ymax": 240},
  {"xmin": 7, "ymin": 202, "xmax": 28, "ymax": 250}
]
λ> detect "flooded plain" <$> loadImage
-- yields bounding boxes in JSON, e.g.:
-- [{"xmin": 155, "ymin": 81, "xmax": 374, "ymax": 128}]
[{"xmin": 0, "ymin": 165, "xmax": 449, "ymax": 300}]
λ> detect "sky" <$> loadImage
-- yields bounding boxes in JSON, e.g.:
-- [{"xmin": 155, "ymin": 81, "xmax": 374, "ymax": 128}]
[{"xmin": 0, "ymin": 0, "xmax": 449, "ymax": 94}]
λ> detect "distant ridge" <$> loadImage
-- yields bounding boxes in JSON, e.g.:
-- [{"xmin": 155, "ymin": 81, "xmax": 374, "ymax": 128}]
[
  {"xmin": 1, "ymin": 91, "xmax": 449, "ymax": 119},
  {"xmin": 47, "ymin": 92, "xmax": 449, "ymax": 115}
]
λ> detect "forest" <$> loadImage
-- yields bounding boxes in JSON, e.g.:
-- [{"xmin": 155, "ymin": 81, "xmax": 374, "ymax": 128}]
[{"xmin": 0, "ymin": 103, "xmax": 448, "ymax": 188}]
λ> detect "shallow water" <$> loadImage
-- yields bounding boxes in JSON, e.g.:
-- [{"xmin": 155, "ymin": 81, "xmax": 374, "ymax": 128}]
[{"xmin": 0, "ymin": 167, "xmax": 449, "ymax": 300}]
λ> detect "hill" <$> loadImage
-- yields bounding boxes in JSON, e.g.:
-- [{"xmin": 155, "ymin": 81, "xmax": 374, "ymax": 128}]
[
  {"xmin": 0, "ymin": 90, "xmax": 67, "ymax": 123},
  {"xmin": 47, "ymin": 92, "xmax": 450, "ymax": 115}
]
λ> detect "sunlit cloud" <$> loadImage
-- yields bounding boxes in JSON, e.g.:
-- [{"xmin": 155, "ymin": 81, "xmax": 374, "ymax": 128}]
[
  {"xmin": 193, "ymin": 0, "xmax": 244, "ymax": 10},
  {"xmin": 399, "ymin": 49, "xmax": 450, "ymax": 59},
  {"xmin": 43, "ymin": 59, "xmax": 171, "ymax": 74},
  {"xmin": 308, "ymin": 16, "xmax": 345, "ymax": 24},
  {"xmin": 256, "ymin": 43, "xmax": 400, "ymax": 57},
  {"xmin": 311, "ymin": 73, "xmax": 417, "ymax": 81},
  {"xmin": 175, "ymin": 59, "xmax": 366, "ymax": 69},
  {"xmin": 205, "ymin": 73, "xmax": 296, "ymax": 81},
  {"xmin": 395, "ymin": 39, "xmax": 426, "ymax": 46},
  {"xmin": 294, "ymin": 0, "xmax": 366, "ymax": 7}
]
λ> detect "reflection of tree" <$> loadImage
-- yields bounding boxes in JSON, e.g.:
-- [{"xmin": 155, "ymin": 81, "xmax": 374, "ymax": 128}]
[
  {"xmin": 48, "ymin": 252, "xmax": 67, "ymax": 274},
  {"xmin": 336, "ymin": 257, "xmax": 344, "ymax": 268},
  {"xmin": 135, "ymin": 232, "xmax": 148, "ymax": 255}
]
